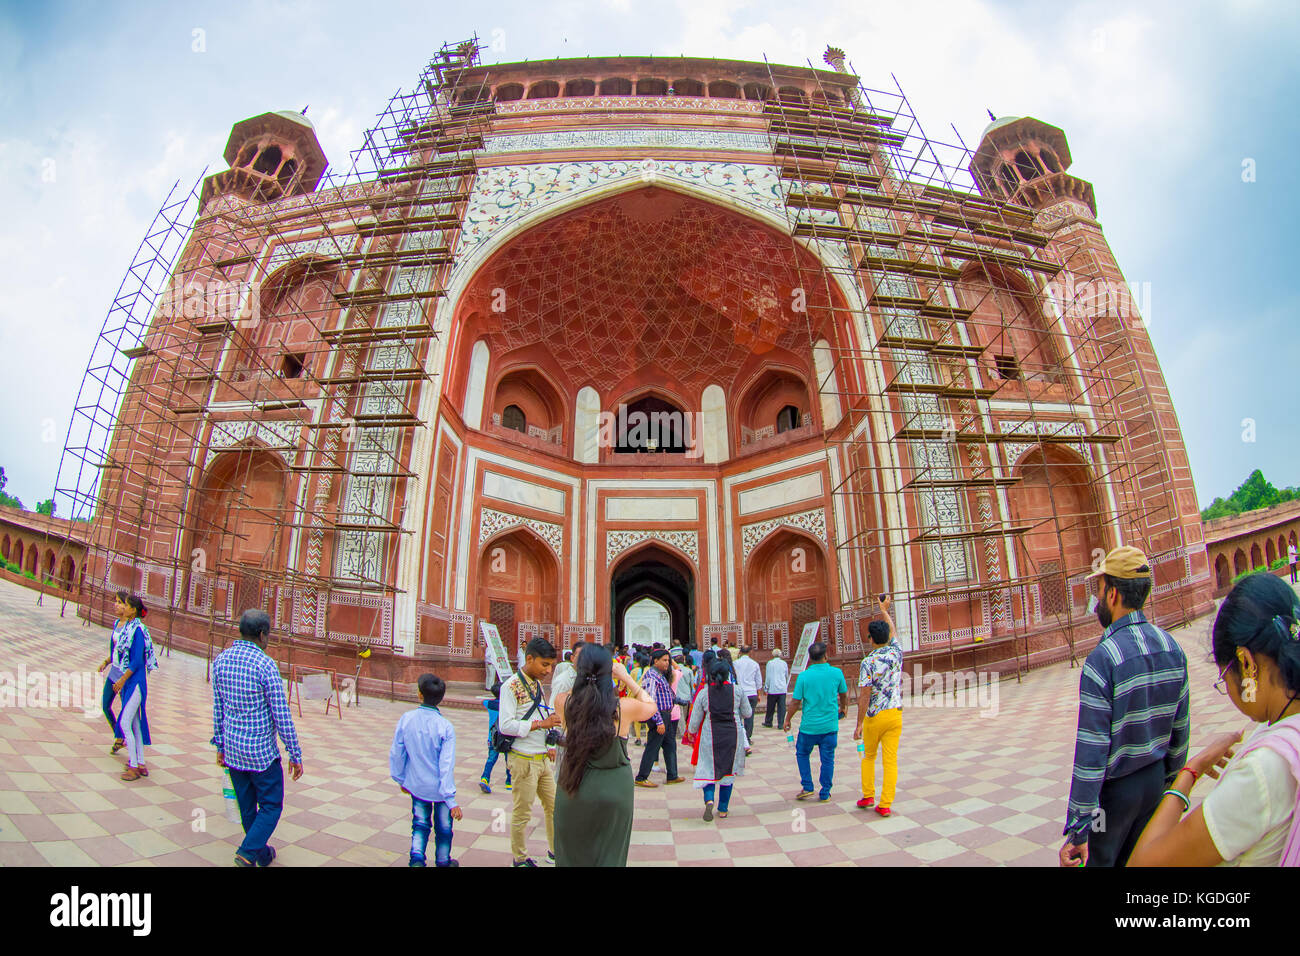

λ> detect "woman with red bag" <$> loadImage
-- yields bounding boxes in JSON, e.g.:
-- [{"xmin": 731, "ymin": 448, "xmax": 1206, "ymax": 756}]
[{"xmin": 686, "ymin": 655, "xmax": 751, "ymax": 820}]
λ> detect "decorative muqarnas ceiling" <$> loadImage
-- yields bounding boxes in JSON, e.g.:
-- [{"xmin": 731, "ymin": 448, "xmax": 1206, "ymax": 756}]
[{"xmin": 460, "ymin": 187, "xmax": 844, "ymax": 393}]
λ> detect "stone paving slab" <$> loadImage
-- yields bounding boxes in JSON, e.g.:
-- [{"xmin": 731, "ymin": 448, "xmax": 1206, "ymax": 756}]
[{"xmin": 0, "ymin": 578, "xmax": 1253, "ymax": 866}]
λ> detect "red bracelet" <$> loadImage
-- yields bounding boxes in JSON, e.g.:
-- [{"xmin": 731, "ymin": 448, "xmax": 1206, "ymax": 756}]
[{"xmin": 1181, "ymin": 765, "xmax": 1199, "ymax": 782}]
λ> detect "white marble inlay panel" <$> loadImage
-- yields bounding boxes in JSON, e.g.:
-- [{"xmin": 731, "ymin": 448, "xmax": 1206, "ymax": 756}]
[
  {"xmin": 482, "ymin": 470, "xmax": 568, "ymax": 515},
  {"xmin": 738, "ymin": 471, "xmax": 824, "ymax": 516},
  {"xmin": 605, "ymin": 497, "xmax": 699, "ymax": 522}
]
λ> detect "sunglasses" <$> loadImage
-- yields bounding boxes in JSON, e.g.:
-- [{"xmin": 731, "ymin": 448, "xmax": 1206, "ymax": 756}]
[{"xmin": 1212, "ymin": 661, "xmax": 1234, "ymax": 696}]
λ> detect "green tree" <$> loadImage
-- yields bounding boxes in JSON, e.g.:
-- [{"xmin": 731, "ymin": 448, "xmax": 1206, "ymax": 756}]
[
  {"xmin": 35, "ymin": 498, "xmax": 55, "ymax": 516},
  {"xmin": 1202, "ymin": 469, "xmax": 1300, "ymax": 520},
  {"xmin": 0, "ymin": 467, "xmax": 23, "ymax": 510}
]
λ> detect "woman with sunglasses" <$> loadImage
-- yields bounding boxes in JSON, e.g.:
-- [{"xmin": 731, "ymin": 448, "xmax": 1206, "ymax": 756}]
[{"xmin": 1129, "ymin": 572, "xmax": 1300, "ymax": 866}]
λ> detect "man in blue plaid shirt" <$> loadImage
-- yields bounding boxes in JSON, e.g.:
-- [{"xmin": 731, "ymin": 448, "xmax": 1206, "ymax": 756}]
[{"xmin": 213, "ymin": 609, "xmax": 304, "ymax": 867}]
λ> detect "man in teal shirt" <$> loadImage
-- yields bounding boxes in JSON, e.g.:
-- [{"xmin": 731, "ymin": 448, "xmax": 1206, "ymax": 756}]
[{"xmin": 783, "ymin": 642, "xmax": 848, "ymax": 802}]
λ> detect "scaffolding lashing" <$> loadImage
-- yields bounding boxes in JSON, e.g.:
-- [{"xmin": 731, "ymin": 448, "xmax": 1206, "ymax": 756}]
[{"xmin": 761, "ymin": 52, "xmax": 1196, "ymax": 682}]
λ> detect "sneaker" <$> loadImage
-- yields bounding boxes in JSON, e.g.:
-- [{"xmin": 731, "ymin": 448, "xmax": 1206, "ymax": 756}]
[
  {"xmin": 856, "ymin": 797, "xmax": 875, "ymax": 809},
  {"xmin": 817, "ymin": 795, "xmax": 831, "ymax": 803},
  {"xmin": 504, "ymin": 781, "xmax": 512, "ymax": 791},
  {"xmin": 512, "ymin": 857, "xmax": 537, "ymax": 867},
  {"xmin": 794, "ymin": 790, "xmax": 815, "ymax": 801},
  {"xmin": 437, "ymin": 859, "xmax": 460, "ymax": 867},
  {"xmin": 874, "ymin": 805, "xmax": 892, "ymax": 818},
  {"xmin": 258, "ymin": 846, "xmax": 276, "ymax": 867},
  {"xmin": 635, "ymin": 739, "xmax": 643, "ymax": 746},
  {"xmin": 761, "ymin": 723, "xmax": 772, "ymax": 728},
  {"xmin": 409, "ymin": 858, "xmax": 427, "ymax": 867},
  {"xmin": 634, "ymin": 779, "xmax": 659, "ymax": 788},
  {"xmin": 703, "ymin": 801, "xmax": 714, "ymax": 822},
  {"xmin": 665, "ymin": 777, "xmax": 686, "ymax": 784},
  {"xmin": 234, "ymin": 853, "xmax": 256, "ymax": 868},
  {"xmin": 478, "ymin": 778, "xmax": 491, "ymax": 794}
]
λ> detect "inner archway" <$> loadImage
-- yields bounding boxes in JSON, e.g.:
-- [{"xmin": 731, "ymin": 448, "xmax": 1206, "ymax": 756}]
[
  {"xmin": 1008, "ymin": 445, "xmax": 1105, "ymax": 616},
  {"xmin": 477, "ymin": 528, "xmax": 560, "ymax": 662},
  {"xmin": 623, "ymin": 597, "xmax": 671, "ymax": 649},
  {"xmin": 745, "ymin": 528, "xmax": 829, "ymax": 656},
  {"xmin": 610, "ymin": 544, "xmax": 694, "ymax": 649}
]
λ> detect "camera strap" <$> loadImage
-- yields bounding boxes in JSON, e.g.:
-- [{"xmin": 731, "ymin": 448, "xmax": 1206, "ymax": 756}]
[{"xmin": 517, "ymin": 672, "xmax": 546, "ymax": 722}]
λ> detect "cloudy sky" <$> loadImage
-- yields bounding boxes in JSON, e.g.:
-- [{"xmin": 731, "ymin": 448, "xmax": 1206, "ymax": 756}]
[{"xmin": 1, "ymin": 0, "xmax": 1296, "ymax": 511}]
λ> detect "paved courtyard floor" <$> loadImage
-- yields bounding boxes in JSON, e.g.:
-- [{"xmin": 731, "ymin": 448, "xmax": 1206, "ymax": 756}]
[{"xmin": 0, "ymin": 578, "xmax": 1252, "ymax": 867}]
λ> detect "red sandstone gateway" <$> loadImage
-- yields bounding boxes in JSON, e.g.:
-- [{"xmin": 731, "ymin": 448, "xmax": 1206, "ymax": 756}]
[{"xmin": 67, "ymin": 39, "xmax": 1212, "ymax": 696}]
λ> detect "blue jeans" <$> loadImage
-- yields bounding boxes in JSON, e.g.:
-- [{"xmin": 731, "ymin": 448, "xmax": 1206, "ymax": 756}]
[
  {"xmin": 702, "ymin": 783, "xmax": 733, "ymax": 812},
  {"xmin": 796, "ymin": 731, "xmax": 837, "ymax": 799},
  {"xmin": 228, "ymin": 759, "xmax": 284, "ymax": 865},
  {"xmin": 481, "ymin": 711, "xmax": 511, "ymax": 784},
  {"xmin": 481, "ymin": 744, "xmax": 512, "ymax": 785},
  {"xmin": 410, "ymin": 797, "xmax": 454, "ymax": 866},
  {"xmin": 101, "ymin": 677, "xmax": 122, "ymax": 739}
]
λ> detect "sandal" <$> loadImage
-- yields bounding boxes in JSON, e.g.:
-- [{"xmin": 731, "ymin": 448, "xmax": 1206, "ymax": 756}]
[
  {"xmin": 136, "ymin": 765, "xmax": 149, "ymax": 777},
  {"xmin": 110, "ymin": 739, "xmax": 126, "ymax": 755},
  {"xmin": 718, "ymin": 810, "xmax": 729, "ymax": 818},
  {"xmin": 703, "ymin": 801, "xmax": 714, "ymax": 822},
  {"xmin": 120, "ymin": 766, "xmax": 143, "ymax": 781}
]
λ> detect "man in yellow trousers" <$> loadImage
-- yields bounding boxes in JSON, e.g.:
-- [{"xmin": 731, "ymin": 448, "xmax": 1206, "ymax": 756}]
[{"xmin": 853, "ymin": 595, "xmax": 903, "ymax": 817}]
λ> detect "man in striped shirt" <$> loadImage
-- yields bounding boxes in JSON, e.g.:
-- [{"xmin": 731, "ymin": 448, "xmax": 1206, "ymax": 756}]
[{"xmin": 1060, "ymin": 546, "xmax": 1190, "ymax": 867}]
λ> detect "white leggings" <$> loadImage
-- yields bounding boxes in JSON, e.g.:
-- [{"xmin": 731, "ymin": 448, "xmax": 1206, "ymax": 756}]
[{"xmin": 119, "ymin": 686, "xmax": 145, "ymax": 767}]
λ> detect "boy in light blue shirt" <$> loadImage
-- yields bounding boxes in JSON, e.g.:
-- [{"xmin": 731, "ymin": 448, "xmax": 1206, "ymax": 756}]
[{"xmin": 390, "ymin": 673, "xmax": 462, "ymax": 867}]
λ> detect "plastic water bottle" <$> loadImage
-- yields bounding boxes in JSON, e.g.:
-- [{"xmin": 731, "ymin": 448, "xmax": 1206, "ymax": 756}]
[
  {"xmin": 856, "ymin": 742, "xmax": 865, "ymax": 755},
  {"xmin": 786, "ymin": 733, "xmax": 795, "ymax": 749},
  {"xmin": 222, "ymin": 769, "xmax": 240, "ymax": 824}
]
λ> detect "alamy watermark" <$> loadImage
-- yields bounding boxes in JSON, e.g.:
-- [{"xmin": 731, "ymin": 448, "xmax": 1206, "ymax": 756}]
[
  {"xmin": 156, "ymin": 277, "xmax": 261, "ymax": 326},
  {"xmin": 598, "ymin": 402, "xmax": 704, "ymax": 458},
  {"xmin": 0, "ymin": 665, "xmax": 101, "ymax": 718},
  {"xmin": 1044, "ymin": 274, "xmax": 1152, "ymax": 327},
  {"xmin": 895, "ymin": 663, "xmax": 1000, "ymax": 718}
]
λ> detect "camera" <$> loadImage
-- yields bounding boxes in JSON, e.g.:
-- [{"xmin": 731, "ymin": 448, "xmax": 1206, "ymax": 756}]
[{"xmin": 545, "ymin": 728, "xmax": 561, "ymax": 747}]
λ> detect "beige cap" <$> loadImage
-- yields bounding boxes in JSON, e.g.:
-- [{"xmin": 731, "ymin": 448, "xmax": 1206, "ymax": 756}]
[{"xmin": 1087, "ymin": 545, "xmax": 1152, "ymax": 580}]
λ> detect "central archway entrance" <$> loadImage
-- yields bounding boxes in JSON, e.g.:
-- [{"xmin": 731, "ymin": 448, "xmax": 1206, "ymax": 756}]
[{"xmin": 610, "ymin": 544, "xmax": 694, "ymax": 650}]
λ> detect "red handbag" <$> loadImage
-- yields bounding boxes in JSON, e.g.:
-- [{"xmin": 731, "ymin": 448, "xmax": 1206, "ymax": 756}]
[{"xmin": 680, "ymin": 684, "xmax": 705, "ymax": 749}]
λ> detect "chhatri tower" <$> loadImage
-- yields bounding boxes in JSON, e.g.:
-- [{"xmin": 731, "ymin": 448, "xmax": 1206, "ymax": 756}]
[{"xmin": 67, "ymin": 39, "xmax": 1213, "ymax": 691}]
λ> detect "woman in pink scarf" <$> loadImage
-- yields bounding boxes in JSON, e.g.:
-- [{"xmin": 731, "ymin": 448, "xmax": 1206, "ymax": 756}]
[{"xmin": 1130, "ymin": 573, "xmax": 1300, "ymax": 866}]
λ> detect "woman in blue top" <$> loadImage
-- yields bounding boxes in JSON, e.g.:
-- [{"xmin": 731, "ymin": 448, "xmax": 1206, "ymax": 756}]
[
  {"xmin": 97, "ymin": 595, "xmax": 131, "ymax": 755},
  {"xmin": 110, "ymin": 592, "xmax": 154, "ymax": 781}
]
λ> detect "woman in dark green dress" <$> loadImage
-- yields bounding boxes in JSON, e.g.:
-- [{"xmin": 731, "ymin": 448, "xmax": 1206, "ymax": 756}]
[{"xmin": 554, "ymin": 645, "xmax": 658, "ymax": 866}]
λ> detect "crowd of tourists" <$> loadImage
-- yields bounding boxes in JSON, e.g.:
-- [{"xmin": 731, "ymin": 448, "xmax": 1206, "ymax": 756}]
[{"xmin": 93, "ymin": 541, "xmax": 1300, "ymax": 868}]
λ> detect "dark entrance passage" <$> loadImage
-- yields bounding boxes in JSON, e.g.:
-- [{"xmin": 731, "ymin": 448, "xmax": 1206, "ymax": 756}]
[{"xmin": 610, "ymin": 544, "xmax": 695, "ymax": 650}]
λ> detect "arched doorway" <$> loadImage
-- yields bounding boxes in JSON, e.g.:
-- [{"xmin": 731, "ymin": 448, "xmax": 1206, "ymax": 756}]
[
  {"xmin": 623, "ymin": 596, "xmax": 671, "ymax": 648},
  {"xmin": 58, "ymin": 554, "xmax": 75, "ymax": 589},
  {"xmin": 1009, "ymin": 446, "xmax": 1105, "ymax": 617},
  {"xmin": 1266, "ymin": 539, "xmax": 1277, "ymax": 566},
  {"xmin": 477, "ymin": 528, "xmax": 560, "ymax": 663},
  {"xmin": 1233, "ymin": 549, "xmax": 1248, "ymax": 577},
  {"xmin": 610, "ymin": 544, "xmax": 694, "ymax": 649},
  {"xmin": 189, "ymin": 447, "xmax": 292, "ymax": 614},
  {"xmin": 745, "ymin": 528, "xmax": 830, "ymax": 656},
  {"xmin": 1251, "ymin": 543, "xmax": 1263, "ymax": 569},
  {"xmin": 1214, "ymin": 553, "xmax": 1231, "ymax": 592},
  {"xmin": 1211, "ymin": 554, "xmax": 1232, "ymax": 590}
]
